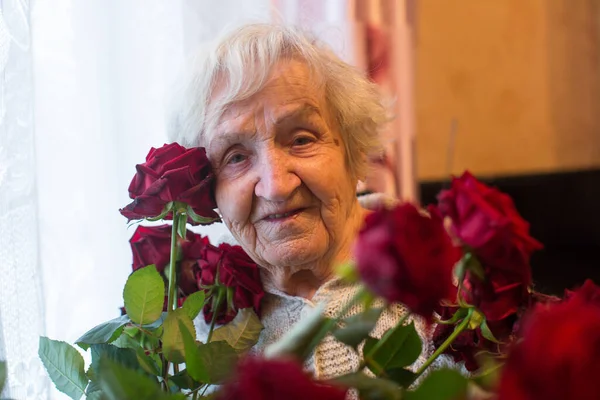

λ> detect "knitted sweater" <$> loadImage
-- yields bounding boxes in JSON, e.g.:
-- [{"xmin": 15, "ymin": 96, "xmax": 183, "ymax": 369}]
[{"xmin": 194, "ymin": 271, "xmax": 458, "ymax": 381}]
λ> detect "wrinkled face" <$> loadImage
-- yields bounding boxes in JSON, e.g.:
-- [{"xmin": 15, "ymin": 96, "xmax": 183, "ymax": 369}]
[{"xmin": 205, "ymin": 60, "xmax": 360, "ymax": 272}]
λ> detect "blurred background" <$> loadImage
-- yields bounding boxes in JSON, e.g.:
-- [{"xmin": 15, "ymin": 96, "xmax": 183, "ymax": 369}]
[{"xmin": 0, "ymin": 0, "xmax": 598, "ymax": 398}]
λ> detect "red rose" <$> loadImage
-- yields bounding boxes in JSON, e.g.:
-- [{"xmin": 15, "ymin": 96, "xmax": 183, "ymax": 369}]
[
  {"xmin": 354, "ymin": 203, "xmax": 461, "ymax": 319},
  {"xmin": 182, "ymin": 236, "xmax": 264, "ymax": 324},
  {"xmin": 498, "ymin": 281, "xmax": 600, "ymax": 400},
  {"xmin": 461, "ymin": 270, "xmax": 529, "ymax": 322},
  {"xmin": 120, "ymin": 143, "xmax": 219, "ymax": 224},
  {"xmin": 433, "ymin": 305, "xmax": 518, "ymax": 372},
  {"xmin": 217, "ymin": 357, "xmax": 347, "ymax": 400},
  {"xmin": 438, "ymin": 171, "xmax": 542, "ymax": 274},
  {"xmin": 129, "ymin": 224, "xmax": 193, "ymax": 272},
  {"xmin": 565, "ymin": 279, "xmax": 600, "ymax": 305}
]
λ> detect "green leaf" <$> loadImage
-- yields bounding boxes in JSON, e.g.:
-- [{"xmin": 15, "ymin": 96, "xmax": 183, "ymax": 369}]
[
  {"xmin": 135, "ymin": 348, "xmax": 161, "ymax": 376},
  {"xmin": 0, "ymin": 360, "xmax": 6, "ymax": 394},
  {"xmin": 123, "ymin": 265, "xmax": 165, "ymax": 325},
  {"xmin": 210, "ymin": 308, "xmax": 263, "ymax": 353},
  {"xmin": 187, "ymin": 205, "xmax": 220, "ymax": 225},
  {"xmin": 387, "ymin": 368, "xmax": 417, "ymax": 388},
  {"xmin": 169, "ymin": 369, "xmax": 203, "ymax": 391},
  {"xmin": 97, "ymin": 357, "xmax": 185, "ymax": 400},
  {"xmin": 364, "ymin": 322, "xmax": 422, "ymax": 374},
  {"xmin": 90, "ymin": 344, "xmax": 139, "ymax": 375},
  {"xmin": 177, "ymin": 212, "xmax": 188, "ymax": 239},
  {"xmin": 404, "ymin": 369, "xmax": 468, "ymax": 400},
  {"xmin": 110, "ymin": 330, "xmax": 140, "ymax": 350},
  {"xmin": 179, "ymin": 319, "xmax": 209, "ymax": 382},
  {"xmin": 334, "ymin": 372, "xmax": 402, "ymax": 400},
  {"xmin": 86, "ymin": 390, "xmax": 109, "ymax": 400},
  {"xmin": 142, "ymin": 312, "xmax": 167, "ymax": 329},
  {"xmin": 75, "ymin": 315, "xmax": 131, "ymax": 350},
  {"xmin": 86, "ymin": 379, "xmax": 102, "ymax": 397},
  {"xmin": 479, "ymin": 319, "xmax": 503, "ymax": 344},
  {"xmin": 468, "ymin": 310, "xmax": 484, "ymax": 330},
  {"xmin": 335, "ymin": 261, "xmax": 360, "ymax": 284},
  {"xmin": 162, "ymin": 308, "xmax": 196, "ymax": 363},
  {"xmin": 197, "ymin": 341, "xmax": 238, "ymax": 383},
  {"xmin": 38, "ymin": 337, "xmax": 88, "ymax": 400},
  {"xmin": 463, "ymin": 252, "xmax": 485, "ymax": 281},
  {"xmin": 333, "ymin": 307, "xmax": 383, "ymax": 349},
  {"xmin": 145, "ymin": 202, "xmax": 174, "ymax": 221},
  {"xmin": 435, "ymin": 308, "xmax": 468, "ymax": 325},
  {"xmin": 264, "ymin": 302, "xmax": 327, "ymax": 360},
  {"xmin": 182, "ymin": 291, "xmax": 206, "ymax": 320}
]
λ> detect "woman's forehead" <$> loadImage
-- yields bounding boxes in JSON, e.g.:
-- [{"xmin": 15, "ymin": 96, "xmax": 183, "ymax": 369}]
[{"xmin": 206, "ymin": 61, "xmax": 328, "ymax": 132}]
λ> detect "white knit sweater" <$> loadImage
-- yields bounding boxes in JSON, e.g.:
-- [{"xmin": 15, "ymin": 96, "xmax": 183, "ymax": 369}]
[{"xmin": 194, "ymin": 264, "xmax": 460, "ymax": 382}]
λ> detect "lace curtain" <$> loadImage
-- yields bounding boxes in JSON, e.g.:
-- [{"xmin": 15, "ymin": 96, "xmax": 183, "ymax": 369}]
[
  {"xmin": 0, "ymin": 0, "xmax": 49, "ymax": 398},
  {"xmin": 3, "ymin": 1, "xmax": 272, "ymax": 398}
]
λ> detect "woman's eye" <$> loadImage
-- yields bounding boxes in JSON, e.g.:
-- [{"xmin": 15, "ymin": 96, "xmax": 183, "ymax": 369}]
[
  {"xmin": 292, "ymin": 136, "xmax": 314, "ymax": 146},
  {"xmin": 226, "ymin": 153, "xmax": 247, "ymax": 165}
]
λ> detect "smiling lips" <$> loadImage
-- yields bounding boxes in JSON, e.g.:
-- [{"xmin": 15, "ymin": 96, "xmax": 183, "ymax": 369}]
[{"xmin": 264, "ymin": 208, "xmax": 304, "ymax": 221}]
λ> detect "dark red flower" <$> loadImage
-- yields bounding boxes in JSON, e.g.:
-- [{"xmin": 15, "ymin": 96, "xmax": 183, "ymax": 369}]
[
  {"xmin": 565, "ymin": 279, "xmax": 600, "ymax": 305},
  {"xmin": 120, "ymin": 143, "xmax": 219, "ymax": 224},
  {"xmin": 461, "ymin": 270, "xmax": 529, "ymax": 322},
  {"xmin": 437, "ymin": 172, "xmax": 543, "ymax": 323},
  {"xmin": 437, "ymin": 171, "xmax": 542, "ymax": 276},
  {"xmin": 497, "ymin": 281, "xmax": 600, "ymax": 400},
  {"xmin": 217, "ymin": 357, "xmax": 347, "ymax": 400},
  {"xmin": 129, "ymin": 224, "xmax": 193, "ymax": 272},
  {"xmin": 182, "ymin": 236, "xmax": 264, "ymax": 324},
  {"xmin": 432, "ymin": 305, "xmax": 514, "ymax": 372},
  {"xmin": 354, "ymin": 203, "xmax": 461, "ymax": 319}
]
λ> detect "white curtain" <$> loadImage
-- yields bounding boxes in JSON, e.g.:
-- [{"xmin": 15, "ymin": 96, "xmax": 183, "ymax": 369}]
[
  {"xmin": 0, "ymin": 1, "xmax": 388, "ymax": 398},
  {"xmin": 3, "ymin": 1, "xmax": 274, "ymax": 398}
]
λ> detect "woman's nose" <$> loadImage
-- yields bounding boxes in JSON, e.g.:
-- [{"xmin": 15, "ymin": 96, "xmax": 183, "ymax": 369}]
[{"xmin": 254, "ymin": 149, "xmax": 301, "ymax": 201}]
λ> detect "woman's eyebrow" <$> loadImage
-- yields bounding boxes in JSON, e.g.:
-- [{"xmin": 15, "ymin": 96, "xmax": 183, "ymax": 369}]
[{"xmin": 274, "ymin": 104, "xmax": 323, "ymax": 127}]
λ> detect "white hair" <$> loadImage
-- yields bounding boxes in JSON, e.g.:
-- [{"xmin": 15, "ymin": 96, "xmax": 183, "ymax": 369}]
[{"xmin": 168, "ymin": 23, "xmax": 388, "ymax": 178}]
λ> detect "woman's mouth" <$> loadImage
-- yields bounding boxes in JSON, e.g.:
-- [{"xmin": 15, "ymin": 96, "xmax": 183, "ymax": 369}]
[{"xmin": 265, "ymin": 208, "xmax": 303, "ymax": 221}]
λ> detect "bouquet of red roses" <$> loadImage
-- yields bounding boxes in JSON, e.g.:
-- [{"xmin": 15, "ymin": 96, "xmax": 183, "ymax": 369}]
[{"xmin": 35, "ymin": 144, "xmax": 600, "ymax": 400}]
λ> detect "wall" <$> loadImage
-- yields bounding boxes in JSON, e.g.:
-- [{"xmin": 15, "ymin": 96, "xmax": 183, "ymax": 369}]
[{"xmin": 415, "ymin": 0, "xmax": 600, "ymax": 180}]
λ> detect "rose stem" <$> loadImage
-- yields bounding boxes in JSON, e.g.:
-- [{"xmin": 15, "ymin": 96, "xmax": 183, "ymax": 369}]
[
  {"xmin": 206, "ymin": 287, "xmax": 225, "ymax": 343},
  {"xmin": 413, "ymin": 307, "xmax": 473, "ymax": 378},
  {"xmin": 167, "ymin": 210, "xmax": 181, "ymax": 312}
]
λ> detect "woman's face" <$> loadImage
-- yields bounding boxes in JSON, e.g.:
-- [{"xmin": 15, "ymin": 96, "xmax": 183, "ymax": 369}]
[{"xmin": 205, "ymin": 60, "xmax": 361, "ymax": 274}]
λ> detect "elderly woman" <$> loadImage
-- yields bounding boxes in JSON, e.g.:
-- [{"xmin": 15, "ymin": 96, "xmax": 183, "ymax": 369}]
[{"xmin": 170, "ymin": 23, "xmax": 439, "ymax": 380}]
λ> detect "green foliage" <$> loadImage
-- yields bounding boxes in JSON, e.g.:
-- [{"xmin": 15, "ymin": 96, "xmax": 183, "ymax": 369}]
[
  {"xmin": 187, "ymin": 205, "xmax": 220, "ymax": 224},
  {"xmin": 196, "ymin": 341, "xmax": 238, "ymax": 384},
  {"xmin": 97, "ymin": 358, "xmax": 186, "ymax": 400},
  {"xmin": 479, "ymin": 318, "xmax": 502, "ymax": 344},
  {"xmin": 363, "ymin": 322, "xmax": 422, "ymax": 376},
  {"xmin": 75, "ymin": 315, "xmax": 131, "ymax": 350},
  {"xmin": 162, "ymin": 309, "xmax": 196, "ymax": 364},
  {"xmin": 123, "ymin": 265, "xmax": 165, "ymax": 325},
  {"xmin": 182, "ymin": 291, "xmax": 206, "ymax": 320},
  {"xmin": 335, "ymin": 372, "xmax": 403, "ymax": 400},
  {"xmin": 177, "ymin": 212, "xmax": 188, "ymax": 239},
  {"xmin": 90, "ymin": 344, "xmax": 139, "ymax": 374},
  {"xmin": 179, "ymin": 319, "xmax": 209, "ymax": 383},
  {"xmin": 135, "ymin": 348, "xmax": 161, "ymax": 376},
  {"xmin": 210, "ymin": 308, "xmax": 263, "ymax": 353},
  {"xmin": 0, "ymin": 360, "xmax": 6, "ymax": 394},
  {"xmin": 333, "ymin": 307, "xmax": 383, "ymax": 349},
  {"xmin": 38, "ymin": 337, "xmax": 88, "ymax": 400},
  {"xmin": 404, "ymin": 369, "xmax": 468, "ymax": 400}
]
